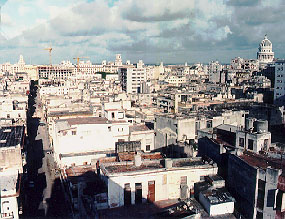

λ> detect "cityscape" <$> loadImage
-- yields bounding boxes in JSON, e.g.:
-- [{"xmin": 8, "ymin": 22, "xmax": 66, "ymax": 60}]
[{"xmin": 0, "ymin": 1, "xmax": 285, "ymax": 219}]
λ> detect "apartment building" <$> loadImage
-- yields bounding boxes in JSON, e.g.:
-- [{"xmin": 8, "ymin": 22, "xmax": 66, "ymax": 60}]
[{"xmin": 118, "ymin": 60, "xmax": 146, "ymax": 94}]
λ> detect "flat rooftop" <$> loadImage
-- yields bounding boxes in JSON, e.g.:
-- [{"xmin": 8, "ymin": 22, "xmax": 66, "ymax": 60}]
[
  {"xmin": 201, "ymin": 188, "xmax": 235, "ymax": 205},
  {"xmin": 240, "ymin": 151, "xmax": 284, "ymax": 170},
  {"xmin": 57, "ymin": 117, "xmax": 128, "ymax": 126},
  {"xmin": 129, "ymin": 124, "xmax": 151, "ymax": 132},
  {"xmin": 102, "ymin": 157, "xmax": 212, "ymax": 175},
  {"xmin": 216, "ymin": 124, "xmax": 238, "ymax": 133},
  {"xmin": 0, "ymin": 126, "xmax": 24, "ymax": 148}
]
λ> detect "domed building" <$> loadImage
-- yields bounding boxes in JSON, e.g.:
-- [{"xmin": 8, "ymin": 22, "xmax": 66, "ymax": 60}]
[{"xmin": 257, "ymin": 35, "xmax": 274, "ymax": 63}]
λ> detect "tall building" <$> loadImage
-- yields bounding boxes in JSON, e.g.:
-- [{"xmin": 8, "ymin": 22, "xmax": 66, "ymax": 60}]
[
  {"xmin": 274, "ymin": 60, "xmax": 285, "ymax": 106},
  {"xmin": 257, "ymin": 35, "xmax": 274, "ymax": 64},
  {"xmin": 208, "ymin": 61, "xmax": 223, "ymax": 83},
  {"xmin": 115, "ymin": 54, "xmax": 122, "ymax": 66},
  {"xmin": 118, "ymin": 60, "xmax": 146, "ymax": 94}
]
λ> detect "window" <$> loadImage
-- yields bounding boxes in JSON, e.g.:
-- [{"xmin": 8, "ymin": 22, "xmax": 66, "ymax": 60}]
[
  {"xmin": 7, "ymin": 114, "xmax": 10, "ymax": 119},
  {"xmin": 72, "ymin": 131, "xmax": 77, "ymax": 136},
  {"xmin": 248, "ymin": 139, "xmax": 254, "ymax": 150},
  {"xmin": 206, "ymin": 120, "xmax": 212, "ymax": 128},
  {"xmin": 162, "ymin": 175, "xmax": 167, "ymax": 185},
  {"xmin": 264, "ymin": 139, "xmax": 269, "ymax": 149},
  {"xmin": 239, "ymin": 137, "xmax": 244, "ymax": 147},
  {"xmin": 111, "ymin": 112, "xmax": 115, "ymax": 119},
  {"xmin": 146, "ymin": 145, "xmax": 150, "ymax": 151},
  {"xmin": 181, "ymin": 176, "xmax": 187, "ymax": 184}
]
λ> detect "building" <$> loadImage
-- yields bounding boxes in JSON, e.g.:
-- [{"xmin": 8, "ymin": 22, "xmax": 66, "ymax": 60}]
[
  {"xmin": 274, "ymin": 60, "xmax": 285, "ymax": 106},
  {"xmin": 38, "ymin": 65, "xmax": 74, "ymax": 80},
  {"xmin": 100, "ymin": 156, "xmax": 218, "ymax": 208},
  {"xmin": 52, "ymin": 117, "xmax": 130, "ymax": 168},
  {"xmin": 155, "ymin": 110, "xmax": 246, "ymax": 150},
  {"xmin": 118, "ymin": 60, "xmax": 146, "ymax": 94},
  {"xmin": 227, "ymin": 152, "xmax": 285, "ymax": 219},
  {"xmin": 257, "ymin": 35, "xmax": 274, "ymax": 64},
  {"xmin": 194, "ymin": 175, "xmax": 235, "ymax": 216},
  {"xmin": 0, "ymin": 126, "xmax": 25, "ymax": 219},
  {"xmin": 208, "ymin": 61, "xmax": 223, "ymax": 83},
  {"xmin": 0, "ymin": 169, "xmax": 21, "ymax": 219}
]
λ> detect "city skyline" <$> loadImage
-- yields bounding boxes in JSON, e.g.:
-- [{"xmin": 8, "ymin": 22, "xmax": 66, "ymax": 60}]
[{"xmin": 0, "ymin": 0, "xmax": 284, "ymax": 64}]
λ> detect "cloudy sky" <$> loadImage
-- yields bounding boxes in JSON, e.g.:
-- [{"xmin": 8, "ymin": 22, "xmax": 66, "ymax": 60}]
[{"xmin": 0, "ymin": 0, "xmax": 284, "ymax": 65}]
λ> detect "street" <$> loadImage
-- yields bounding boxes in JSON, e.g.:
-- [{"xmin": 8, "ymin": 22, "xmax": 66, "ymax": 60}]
[{"xmin": 23, "ymin": 82, "xmax": 70, "ymax": 218}]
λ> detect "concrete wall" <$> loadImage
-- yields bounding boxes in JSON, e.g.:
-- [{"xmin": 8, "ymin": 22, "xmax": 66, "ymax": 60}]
[
  {"xmin": 129, "ymin": 131, "xmax": 154, "ymax": 152},
  {"xmin": 1, "ymin": 196, "xmax": 19, "ymax": 219},
  {"xmin": 261, "ymin": 167, "xmax": 282, "ymax": 219},
  {"xmin": 0, "ymin": 147, "xmax": 23, "ymax": 173},
  {"xmin": 227, "ymin": 154, "xmax": 257, "ymax": 219},
  {"xmin": 53, "ymin": 122, "xmax": 130, "ymax": 166},
  {"xmin": 236, "ymin": 131, "xmax": 271, "ymax": 152},
  {"xmin": 199, "ymin": 193, "xmax": 234, "ymax": 216},
  {"xmin": 106, "ymin": 164, "xmax": 218, "ymax": 208}
]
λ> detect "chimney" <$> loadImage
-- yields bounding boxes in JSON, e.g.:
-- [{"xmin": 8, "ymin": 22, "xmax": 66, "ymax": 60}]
[
  {"xmin": 134, "ymin": 154, "xmax": 142, "ymax": 167},
  {"xmin": 174, "ymin": 94, "xmax": 179, "ymax": 114},
  {"xmin": 164, "ymin": 158, "xmax": 173, "ymax": 169}
]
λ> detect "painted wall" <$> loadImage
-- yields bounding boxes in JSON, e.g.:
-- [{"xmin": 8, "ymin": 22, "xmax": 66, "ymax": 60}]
[{"xmin": 106, "ymin": 164, "xmax": 218, "ymax": 208}]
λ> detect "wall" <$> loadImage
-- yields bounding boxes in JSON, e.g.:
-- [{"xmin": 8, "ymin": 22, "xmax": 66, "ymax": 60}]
[
  {"xmin": 236, "ymin": 131, "xmax": 271, "ymax": 152},
  {"xmin": 0, "ymin": 147, "xmax": 23, "ymax": 173},
  {"xmin": 129, "ymin": 131, "xmax": 154, "ymax": 152},
  {"xmin": 199, "ymin": 193, "xmax": 234, "ymax": 216},
  {"xmin": 227, "ymin": 154, "xmax": 257, "ymax": 219},
  {"xmin": 106, "ymin": 164, "xmax": 217, "ymax": 208},
  {"xmin": 1, "ymin": 196, "xmax": 19, "ymax": 219}
]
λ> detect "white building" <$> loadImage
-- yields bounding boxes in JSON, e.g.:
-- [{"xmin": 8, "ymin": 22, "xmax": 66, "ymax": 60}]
[
  {"xmin": 118, "ymin": 60, "xmax": 146, "ymax": 93},
  {"xmin": 52, "ymin": 117, "xmax": 130, "ymax": 167},
  {"xmin": 0, "ymin": 170, "xmax": 20, "ymax": 219},
  {"xmin": 257, "ymin": 35, "xmax": 274, "ymax": 64},
  {"xmin": 274, "ymin": 60, "xmax": 285, "ymax": 106},
  {"xmin": 165, "ymin": 75, "xmax": 186, "ymax": 86},
  {"xmin": 100, "ymin": 157, "xmax": 218, "ymax": 208}
]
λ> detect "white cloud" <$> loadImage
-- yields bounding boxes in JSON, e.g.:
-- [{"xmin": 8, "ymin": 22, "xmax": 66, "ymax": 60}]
[{"xmin": 0, "ymin": 0, "xmax": 284, "ymax": 64}]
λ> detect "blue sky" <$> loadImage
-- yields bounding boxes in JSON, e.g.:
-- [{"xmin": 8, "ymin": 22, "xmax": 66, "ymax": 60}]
[{"xmin": 0, "ymin": 0, "xmax": 284, "ymax": 64}]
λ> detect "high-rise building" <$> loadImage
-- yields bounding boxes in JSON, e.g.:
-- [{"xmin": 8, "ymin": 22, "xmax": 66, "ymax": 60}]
[
  {"xmin": 274, "ymin": 60, "xmax": 285, "ymax": 106},
  {"xmin": 118, "ymin": 60, "xmax": 146, "ymax": 93},
  {"xmin": 257, "ymin": 35, "xmax": 274, "ymax": 64}
]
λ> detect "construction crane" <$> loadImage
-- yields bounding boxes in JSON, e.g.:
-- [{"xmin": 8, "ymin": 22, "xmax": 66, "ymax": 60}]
[
  {"xmin": 73, "ymin": 57, "xmax": 89, "ymax": 72},
  {"xmin": 44, "ymin": 47, "xmax": 53, "ymax": 65}
]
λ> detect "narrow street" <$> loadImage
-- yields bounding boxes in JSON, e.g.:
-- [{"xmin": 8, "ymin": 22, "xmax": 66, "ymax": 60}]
[{"xmin": 23, "ymin": 82, "xmax": 70, "ymax": 218}]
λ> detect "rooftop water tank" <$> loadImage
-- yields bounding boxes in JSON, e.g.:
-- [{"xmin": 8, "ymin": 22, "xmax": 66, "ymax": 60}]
[
  {"xmin": 256, "ymin": 120, "xmax": 268, "ymax": 133},
  {"xmin": 245, "ymin": 117, "xmax": 255, "ymax": 131}
]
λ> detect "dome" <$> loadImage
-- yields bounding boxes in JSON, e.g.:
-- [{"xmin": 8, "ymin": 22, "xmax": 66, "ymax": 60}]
[{"xmin": 260, "ymin": 35, "xmax": 272, "ymax": 47}]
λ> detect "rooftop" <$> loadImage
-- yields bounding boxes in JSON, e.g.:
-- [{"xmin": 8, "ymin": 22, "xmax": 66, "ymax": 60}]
[
  {"xmin": 48, "ymin": 110, "xmax": 93, "ymax": 117},
  {"xmin": 129, "ymin": 124, "xmax": 151, "ymax": 132},
  {"xmin": 201, "ymin": 188, "xmax": 235, "ymax": 205},
  {"xmin": 216, "ymin": 124, "xmax": 238, "ymax": 133},
  {"xmin": 0, "ymin": 170, "xmax": 19, "ymax": 197},
  {"xmin": 239, "ymin": 151, "xmax": 284, "ymax": 170},
  {"xmin": 0, "ymin": 126, "xmax": 24, "ymax": 148},
  {"xmin": 102, "ymin": 157, "xmax": 214, "ymax": 175},
  {"xmin": 65, "ymin": 117, "xmax": 108, "ymax": 125}
]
